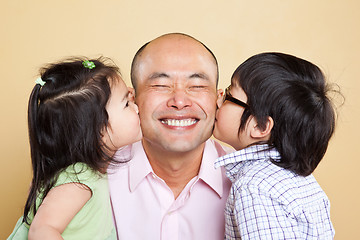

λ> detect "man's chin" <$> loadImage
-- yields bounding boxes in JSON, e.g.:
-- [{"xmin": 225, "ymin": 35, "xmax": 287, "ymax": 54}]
[{"xmin": 169, "ymin": 135, "xmax": 211, "ymax": 150}]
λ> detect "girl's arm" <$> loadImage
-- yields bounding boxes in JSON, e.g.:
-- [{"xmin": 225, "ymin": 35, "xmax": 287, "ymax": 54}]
[{"xmin": 28, "ymin": 183, "xmax": 92, "ymax": 240}]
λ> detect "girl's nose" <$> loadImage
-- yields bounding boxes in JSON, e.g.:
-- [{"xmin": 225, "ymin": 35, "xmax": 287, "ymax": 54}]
[{"xmin": 130, "ymin": 101, "xmax": 139, "ymax": 114}]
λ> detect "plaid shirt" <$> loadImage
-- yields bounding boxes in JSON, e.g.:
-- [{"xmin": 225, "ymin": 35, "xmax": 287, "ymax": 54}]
[{"xmin": 215, "ymin": 144, "xmax": 335, "ymax": 240}]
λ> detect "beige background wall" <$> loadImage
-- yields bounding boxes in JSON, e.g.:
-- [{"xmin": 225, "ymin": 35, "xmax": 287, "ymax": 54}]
[{"xmin": 1, "ymin": 0, "xmax": 359, "ymax": 239}]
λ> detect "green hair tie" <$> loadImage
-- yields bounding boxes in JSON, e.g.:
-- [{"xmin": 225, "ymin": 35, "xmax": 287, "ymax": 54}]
[
  {"xmin": 35, "ymin": 77, "xmax": 46, "ymax": 86},
  {"xmin": 83, "ymin": 60, "xmax": 96, "ymax": 69}
]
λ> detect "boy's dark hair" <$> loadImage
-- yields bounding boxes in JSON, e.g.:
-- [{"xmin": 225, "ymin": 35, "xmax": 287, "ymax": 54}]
[
  {"xmin": 24, "ymin": 57, "xmax": 120, "ymax": 224},
  {"xmin": 232, "ymin": 52, "xmax": 338, "ymax": 176}
]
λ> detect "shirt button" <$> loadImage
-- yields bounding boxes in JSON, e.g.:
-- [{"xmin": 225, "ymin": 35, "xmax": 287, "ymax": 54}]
[{"xmin": 151, "ymin": 173, "xmax": 156, "ymax": 179}]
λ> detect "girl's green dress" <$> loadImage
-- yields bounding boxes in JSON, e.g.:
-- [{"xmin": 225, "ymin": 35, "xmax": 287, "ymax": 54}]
[{"xmin": 7, "ymin": 163, "xmax": 116, "ymax": 240}]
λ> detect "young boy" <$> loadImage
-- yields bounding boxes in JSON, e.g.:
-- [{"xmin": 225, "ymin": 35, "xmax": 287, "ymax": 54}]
[{"xmin": 214, "ymin": 52, "xmax": 336, "ymax": 239}]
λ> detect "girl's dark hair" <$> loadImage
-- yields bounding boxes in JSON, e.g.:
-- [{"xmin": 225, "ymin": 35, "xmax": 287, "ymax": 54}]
[
  {"xmin": 232, "ymin": 52, "xmax": 339, "ymax": 176},
  {"xmin": 23, "ymin": 57, "xmax": 120, "ymax": 224}
]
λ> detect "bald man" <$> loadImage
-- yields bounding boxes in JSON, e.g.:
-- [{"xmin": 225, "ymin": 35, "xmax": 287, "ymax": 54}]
[{"xmin": 108, "ymin": 33, "xmax": 231, "ymax": 240}]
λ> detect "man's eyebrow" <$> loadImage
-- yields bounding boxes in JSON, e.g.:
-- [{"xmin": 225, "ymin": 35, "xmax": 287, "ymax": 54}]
[
  {"xmin": 189, "ymin": 73, "xmax": 209, "ymax": 80},
  {"xmin": 148, "ymin": 72, "xmax": 170, "ymax": 79}
]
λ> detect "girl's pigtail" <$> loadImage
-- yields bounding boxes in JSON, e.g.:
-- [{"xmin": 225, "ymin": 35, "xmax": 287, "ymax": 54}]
[{"xmin": 23, "ymin": 83, "xmax": 42, "ymax": 224}]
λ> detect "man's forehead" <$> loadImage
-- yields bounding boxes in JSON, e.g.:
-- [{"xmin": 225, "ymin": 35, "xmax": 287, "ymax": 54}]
[
  {"xmin": 137, "ymin": 60, "xmax": 217, "ymax": 83},
  {"xmin": 132, "ymin": 33, "xmax": 219, "ymax": 87},
  {"xmin": 139, "ymin": 47, "xmax": 217, "ymax": 73},
  {"xmin": 142, "ymin": 35, "xmax": 216, "ymax": 62}
]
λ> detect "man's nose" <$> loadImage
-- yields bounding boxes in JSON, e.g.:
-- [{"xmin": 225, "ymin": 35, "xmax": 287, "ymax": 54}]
[{"xmin": 167, "ymin": 88, "xmax": 192, "ymax": 110}]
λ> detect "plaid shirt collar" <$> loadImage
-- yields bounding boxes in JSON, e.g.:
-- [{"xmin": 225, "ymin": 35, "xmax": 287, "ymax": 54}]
[{"xmin": 214, "ymin": 144, "xmax": 281, "ymax": 182}]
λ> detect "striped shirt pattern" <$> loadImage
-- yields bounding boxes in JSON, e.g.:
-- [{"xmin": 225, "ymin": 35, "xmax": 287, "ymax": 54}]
[{"xmin": 215, "ymin": 144, "xmax": 335, "ymax": 240}]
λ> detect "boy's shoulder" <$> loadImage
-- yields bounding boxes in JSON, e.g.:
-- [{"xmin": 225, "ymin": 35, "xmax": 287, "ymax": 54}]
[
  {"xmin": 211, "ymin": 139, "xmax": 235, "ymax": 157},
  {"xmin": 235, "ymin": 159, "xmax": 287, "ymax": 185},
  {"xmin": 234, "ymin": 160, "xmax": 294, "ymax": 197},
  {"xmin": 235, "ymin": 160, "xmax": 326, "ymax": 208}
]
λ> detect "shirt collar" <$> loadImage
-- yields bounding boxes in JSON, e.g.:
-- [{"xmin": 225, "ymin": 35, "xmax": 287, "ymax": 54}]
[
  {"xmin": 214, "ymin": 144, "xmax": 281, "ymax": 182},
  {"xmin": 197, "ymin": 140, "xmax": 228, "ymax": 198},
  {"xmin": 126, "ymin": 139, "xmax": 227, "ymax": 198},
  {"xmin": 127, "ymin": 141, "xmax": 154, "ymax": 192}
]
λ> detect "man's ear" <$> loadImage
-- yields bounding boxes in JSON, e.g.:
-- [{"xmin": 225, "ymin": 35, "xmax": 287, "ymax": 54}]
[
  {"xmin": 217, "ymin": 89, "xmax": 224, "ymax": 100},
  {"xmin": 128, "ymin": 87, "xmax": 136, "ymax": 101},
  {"xmin": 216, "ymin": 89, "xmax": 224, "ymax": 108},
  {"xmin": 249, "ymin": 116, "xmax": 274, "ymax": 139}
]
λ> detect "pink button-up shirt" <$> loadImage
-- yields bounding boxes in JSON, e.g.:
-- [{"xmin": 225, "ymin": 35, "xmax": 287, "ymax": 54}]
[{"xmin": 108, "ymin": 139, "xmax": 232, "ymax": 240}]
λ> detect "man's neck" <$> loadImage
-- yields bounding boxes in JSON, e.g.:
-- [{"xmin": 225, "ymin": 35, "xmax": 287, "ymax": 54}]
[{"xmin": 142, "ymin": 140, "xmax": 205, "ymax": 199}]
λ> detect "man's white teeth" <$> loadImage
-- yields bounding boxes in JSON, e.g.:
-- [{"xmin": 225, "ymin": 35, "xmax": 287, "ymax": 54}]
[{"xmin": 161, "ymin": 119, "xmax": 197, "ymax": 127}]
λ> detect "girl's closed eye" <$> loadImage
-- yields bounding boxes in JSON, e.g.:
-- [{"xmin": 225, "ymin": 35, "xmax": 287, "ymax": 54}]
[
  {"xmin": 123, "ymin": 91, "xmax": 132, "ymax": 108},
  {"xmin": 124, "ymin": 93, "xmax": 130, "ymax": 108}
]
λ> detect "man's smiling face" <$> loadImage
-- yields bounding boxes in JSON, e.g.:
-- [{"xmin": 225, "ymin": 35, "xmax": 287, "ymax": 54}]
[{"xmin": 134, "ymin": 34, "xmax": 218, "ymax": 153}]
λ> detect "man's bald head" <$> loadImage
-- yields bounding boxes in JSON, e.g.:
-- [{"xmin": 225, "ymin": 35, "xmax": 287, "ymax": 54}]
[{"xmin": 130, "ymin": 33, "xmax": 219, "ymax": 90}]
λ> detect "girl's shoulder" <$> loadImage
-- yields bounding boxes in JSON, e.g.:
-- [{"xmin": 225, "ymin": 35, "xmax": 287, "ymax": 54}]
[{"xmin": 54, "ymin": 163, "xmax": 104, "ymax": 190}]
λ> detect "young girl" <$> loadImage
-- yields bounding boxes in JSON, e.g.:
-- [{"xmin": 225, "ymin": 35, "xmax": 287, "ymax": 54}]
[
  {"xmin": 8, "ymin": 57, "xmax": 142, "ymax": 239},
  {"xmin": 214, "ymin": 52, "xmax": 337, "ymax": 239}
]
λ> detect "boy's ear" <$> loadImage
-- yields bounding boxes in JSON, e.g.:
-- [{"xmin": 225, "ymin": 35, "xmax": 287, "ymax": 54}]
[{"xmin": 249, "ymin": 116, "xmax": 274, "ymax": 139}]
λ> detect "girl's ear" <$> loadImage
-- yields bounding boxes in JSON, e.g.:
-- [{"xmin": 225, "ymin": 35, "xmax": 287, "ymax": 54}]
[{"xmin": 249, "ymin": 116, "xmax": 274, "ymax": 139}]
